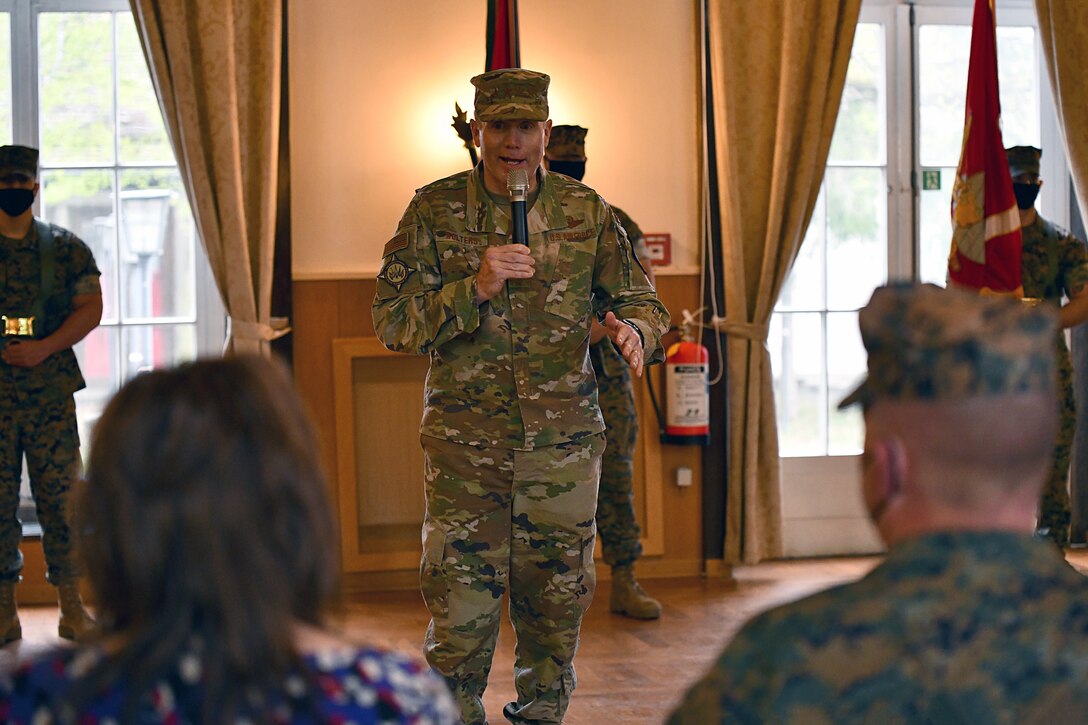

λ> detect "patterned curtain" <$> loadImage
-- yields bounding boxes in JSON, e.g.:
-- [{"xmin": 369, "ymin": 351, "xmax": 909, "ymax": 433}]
[
  {"xmin": 1035, "ymin": 0, "xmax": 1088, "ymax": 218},
  {"xmin": 128, "ymin": 0, "xmax": 288, "ymax": 355},
  {"xmin": 706, "ymin": 0, "xmax": 861, "ymax": 563}
]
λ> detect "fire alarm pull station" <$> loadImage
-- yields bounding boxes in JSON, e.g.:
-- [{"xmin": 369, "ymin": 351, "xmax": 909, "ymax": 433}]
[{"xmin": 643, "ymin": 233, "xmax": 671, "ymax": 267}]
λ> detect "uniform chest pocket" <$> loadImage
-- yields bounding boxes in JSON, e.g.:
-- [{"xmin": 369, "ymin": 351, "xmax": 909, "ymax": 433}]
[
  {"xmin": 435, "ymin": 233, "xmax": 488, "ymax": 282},
  {"xmin": 543, "ymin": 231, "xmax": 596, "ymax": 323}
]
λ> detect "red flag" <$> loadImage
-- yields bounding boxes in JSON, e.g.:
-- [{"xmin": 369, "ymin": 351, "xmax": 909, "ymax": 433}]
[
  {"xmin": 947, "ymin": 0, "xmax": 1023, "ymax": 295},
  {"xmin": 486, "ymin": 0, "xmax": 520, "ymax": 71}
]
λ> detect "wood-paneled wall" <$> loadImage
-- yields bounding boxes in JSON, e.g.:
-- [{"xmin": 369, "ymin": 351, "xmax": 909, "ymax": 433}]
[{"xmin": 293, "ymin": 274, "xmax": 709, "ymax": 589}]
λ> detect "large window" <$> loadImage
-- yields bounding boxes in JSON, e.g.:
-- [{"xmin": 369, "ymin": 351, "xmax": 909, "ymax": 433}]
[
  {"xmin": 771, "ymin": 2, "xmax": 1063, "ymax": 459},
  {"xmin": 6, "ymin": 1, "xmax": 224, "ymax": 528}
]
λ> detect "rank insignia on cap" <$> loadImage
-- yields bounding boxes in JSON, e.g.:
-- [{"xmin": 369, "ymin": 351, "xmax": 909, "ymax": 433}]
[{"xmin": 378, "ymin": 256, "xmax": 413, "ymax": 292}]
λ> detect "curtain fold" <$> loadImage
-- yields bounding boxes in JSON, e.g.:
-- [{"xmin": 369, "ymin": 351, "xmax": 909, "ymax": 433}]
[
  {"xmin": 1035, "ymin": 0, "xmax": 1088, "ymax": 219},
  {"xmin": 128, "ymin": 0, "xmax": 287, "ymax": 355},
  {"xmin": 706, "ymin": 0, "xmax": 861, "ymax": 563}
]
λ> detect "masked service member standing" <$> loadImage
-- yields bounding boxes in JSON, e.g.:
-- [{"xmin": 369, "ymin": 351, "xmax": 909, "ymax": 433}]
[
  {"xmin": 373, "ymin": 69, "xmax": 669, "ymax": 725},
  {"xmin": 545, "ymin": 124, "xmax": 662, "ymax": 620},
  {"xmin": 0, "ymin": 144, "xmax": 100, "ymax": 642},
  {"xmin": 1006, "ymin": 145, "xmax": 1088, "ymax": 548}
]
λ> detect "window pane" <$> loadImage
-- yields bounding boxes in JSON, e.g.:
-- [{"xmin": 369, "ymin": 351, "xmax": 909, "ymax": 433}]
[
  {"xmin": 918, "ymin": 165, "xmax": 955, "ymax": 285},
  {"xmin": 778, "ymin": 185, "xmax": 826, "ymax": 311},
  {"xmin": 39, "ymin": 12, "xmax": 114, "ymax": 166},
  {"xmin": 770, "ymin": 312, "xmax": 826, "ymax": 457},
  {"xmin": 827, "ymin": 311, "xmax": 865, "ymax": 455},
  {"xmin": 0, "ymin": 13, "xmax": 11, "ymax": 144},
  {"xmin": 828, "ymin": 23, "xmax": 885, "ymax": 165},
  {"xmin": 919, "ymin": 25, "xmax": 1040, "ymax": 167},
  {"xmin": 919, "ymin": 25, "xmax": 969, "ymax": 167},
  {"xmin": 122, "ymin": 323, "xmax": 197, "ymax": 381},
  {"xmin": 826, "ymin": 167, "xmax": 886, "ymax": 310},
  {"xmin": 39, "ymin": 169, "xmax": 117, "ymax": 321},
  {"xmin": 117, "ymin": 12, "xmax": 173, "ymax": 164},
  {"xmin": 74, "ymin": 325, "xmax": 119, "ymax": 448},
  {"xmin": 994, "ymin": 27, "xmax": 1038, "ymax": 147},
  {"xmin": 120, "ymin": 169, "xmax": 196, "ymax": 319}
]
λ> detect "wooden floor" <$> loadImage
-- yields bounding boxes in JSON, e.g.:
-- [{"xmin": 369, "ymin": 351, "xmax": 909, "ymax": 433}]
[{"xmin": 5, "ymin": 551, "xmax": 1088, "ymax": 723}]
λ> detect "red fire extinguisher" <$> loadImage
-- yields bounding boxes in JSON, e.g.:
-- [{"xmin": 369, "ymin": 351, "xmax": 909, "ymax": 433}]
[{"xmin": 662, "ymin": 313, "xmax": 710, "ymax": 446}]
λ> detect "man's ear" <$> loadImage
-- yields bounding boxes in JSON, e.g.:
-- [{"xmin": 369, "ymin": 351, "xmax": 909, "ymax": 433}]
[
  {"xmin": 470, "ymin": 119, "xmax": 482, "ymax": 149},
  {"xmin": 883, "ymin": 436, "xmax": 908, "ymax": 494}
]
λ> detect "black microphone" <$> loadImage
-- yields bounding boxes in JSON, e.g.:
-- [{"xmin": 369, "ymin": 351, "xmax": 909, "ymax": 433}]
[{"xmin": 506, "ymin": 168, "xmax": 529, "ymax": 245}]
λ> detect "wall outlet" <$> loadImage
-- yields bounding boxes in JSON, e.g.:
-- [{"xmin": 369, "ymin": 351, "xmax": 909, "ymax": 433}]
[{"xmin": 675, "ymin": 466, "xmax": 693, "ymax": 487}]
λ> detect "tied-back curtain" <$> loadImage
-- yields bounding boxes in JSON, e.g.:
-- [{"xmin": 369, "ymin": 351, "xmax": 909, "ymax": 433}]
[
  {"xmin": 707, "ymin": 0, "xmax": 861, "ymax": 563},
  {"xmin": 1035, "ymin": 1, "xmax": 1088, "ymax": 220},
  {"xmin": 129, "ymin": 0, "xmax": 288, "ymax": 355}
]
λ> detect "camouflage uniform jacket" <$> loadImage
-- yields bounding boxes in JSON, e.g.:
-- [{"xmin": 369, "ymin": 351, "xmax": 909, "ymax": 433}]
[
  {"xmin": 372, "ymin": 166, "xmax": 669, "ymax": 450},
  {"xmin": 1020, "ymin": 214, "xmax": 1088, "ymax": 307},
  {"xmin": 611, "ymin": 205, "xmax": 650, "ymax": 261},
  {"xmin": 1021, "ymin": 214, "xmax": 1088, "ymax": 362},
  {"xmin": 0, "ymin": 221, "xmax": 100, "ymax": 403},
  {"xmin": 593, "ymin": 204, "xmax": 650, "ymax": 374},
  {"xmin": 668, "ymin": 532, "xmax": 1088, "ymax": 724}
]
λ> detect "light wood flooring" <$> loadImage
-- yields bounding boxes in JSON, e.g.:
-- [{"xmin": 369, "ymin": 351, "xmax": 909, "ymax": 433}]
[{"xmin": 5, "ymin": 552, "xmax": 1088, "ymax": 723}]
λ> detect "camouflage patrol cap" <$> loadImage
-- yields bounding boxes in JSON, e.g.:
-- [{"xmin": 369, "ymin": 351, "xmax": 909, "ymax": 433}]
[
  {"xmin": 1006, "ymin": 145, "xmax": 1042, "ymax": 178},
  {"xmin": 838, "ymin": 283, "xmax": 1057, "ymax": 409},
  {"xmin": 471, "ymin": 68, "xmax": 550, "ymax": 122},
  {"xmin": 547, "ymin": 125, "xmax": 588, "ymax": 161},
  {"xmin": 0, "ymin": 145, "xmax": 38, "ymax": 180}
]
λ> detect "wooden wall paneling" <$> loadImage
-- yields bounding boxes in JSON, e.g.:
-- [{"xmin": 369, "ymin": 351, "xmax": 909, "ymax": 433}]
[{"xmin": 332, "ymin": 337, "xmax": 429, "ymax": 573}]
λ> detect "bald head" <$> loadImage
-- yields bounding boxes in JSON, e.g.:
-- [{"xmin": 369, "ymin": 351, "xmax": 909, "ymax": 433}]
[{"xmin": 862, "ymin": 392, "xmax": 1055, "ymax": 541}]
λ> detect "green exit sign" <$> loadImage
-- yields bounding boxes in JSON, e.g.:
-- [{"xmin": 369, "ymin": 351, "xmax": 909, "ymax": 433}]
[{"xmin": 922, "ymin": 169, "xmax": 941, "ymax": 191}]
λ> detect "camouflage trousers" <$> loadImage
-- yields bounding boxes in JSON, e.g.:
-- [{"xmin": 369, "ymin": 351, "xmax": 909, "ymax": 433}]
[
  {"xmin": 0, "ymin": 394, "xmax": 81, "ymax": 584},
  {"xmin": 589, "ymin": 341, "xmax": 643, "ymax": 568},
  {"xmin": 420, "ymin": 433, "xmax": 604, "ymax": 725},
  {"xmin": 1039, "ymin": 342, "xmax": 1075, "ymax": 546}
]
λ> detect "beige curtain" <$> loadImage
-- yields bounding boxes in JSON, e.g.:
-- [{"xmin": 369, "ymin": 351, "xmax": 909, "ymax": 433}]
[
  {"xmin": 129, "ymin": 0, "xmax": 288, "ymax": 355},
  {"xmin": 707, "ymin": 0, "xmax": 861, "ymax": 563},
  {"xmin": 1035, "ymin": 1, "xmax": 1088, "ymax": 218}
]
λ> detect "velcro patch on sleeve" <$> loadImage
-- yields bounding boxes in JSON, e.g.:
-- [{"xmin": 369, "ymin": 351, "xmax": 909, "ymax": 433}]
[{"xmin": 383, "ymin": 231, "xmax": 410, "ymax": 257}]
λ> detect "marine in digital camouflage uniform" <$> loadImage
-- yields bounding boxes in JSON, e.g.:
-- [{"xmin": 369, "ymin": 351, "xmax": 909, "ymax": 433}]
[
  {"xmin": 0, "ymin": 144, "xmax": 100, "ymax": 643},
  {"xmin": 670, "ymin": 283, "xmax": 1088, "ymax": 723},
  {"xmin": 1008, "ymin": 145, "xmax": 1088, "ymax": 549},
  {"xmin": 545, "ymin": 124, "xmax": 661, "ymax": 620},
  {"xmin": 372, "ymin": 71, "xmax": 669, "ymax": 725}
]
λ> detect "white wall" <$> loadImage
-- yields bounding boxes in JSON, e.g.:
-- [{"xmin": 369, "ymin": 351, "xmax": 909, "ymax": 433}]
[{"xmin": 289, "ymin": 0, "xmax": 701, "ymax": 280}]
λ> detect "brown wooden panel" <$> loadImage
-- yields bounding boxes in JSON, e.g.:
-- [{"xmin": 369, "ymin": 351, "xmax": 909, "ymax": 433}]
[
  {"xmin": 292, "ymin": 280, "xmax": 342, "ymax": 506},
  {"xmin": 333, "ymin": 337, "xmax": 428, "ymax": 572}
]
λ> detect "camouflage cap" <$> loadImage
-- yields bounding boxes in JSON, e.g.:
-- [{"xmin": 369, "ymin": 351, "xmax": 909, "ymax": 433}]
[
  {"xmin": 0, "ymin": 145, "xmax": 38, "ymax": 180},
  {"xmin": 838, "ymin": 283, "xmax": 1057, "ymax": 409},
  {"xmin": 1007, "ymin": 145, "xmax": 1042, "ymax": 178},
  {"xmin": 471, "ymin": 68, "xmax": 549, "ymax": 122},
  {"xmin": 547, "ymin": 125, "xmax": 588, "ymax": 161}
]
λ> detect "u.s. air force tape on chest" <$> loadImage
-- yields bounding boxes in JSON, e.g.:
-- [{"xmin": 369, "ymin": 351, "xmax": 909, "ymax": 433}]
[{"xmin": 378, "ymin": 255, "xmax": 413, "ymax": 291}]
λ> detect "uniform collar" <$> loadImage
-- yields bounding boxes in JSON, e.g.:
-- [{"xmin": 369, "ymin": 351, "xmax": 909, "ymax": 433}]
[{"xmin": 466, "ymin": 165, "xmax": 569, "ymax": 235}]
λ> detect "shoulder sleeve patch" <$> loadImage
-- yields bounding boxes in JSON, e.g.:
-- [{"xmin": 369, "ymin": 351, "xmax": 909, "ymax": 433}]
[{"xmin": 383, "ymin": 231, "xmax": 410, "ymax": 258}]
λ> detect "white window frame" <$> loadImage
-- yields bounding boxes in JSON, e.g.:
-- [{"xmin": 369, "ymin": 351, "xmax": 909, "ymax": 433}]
[
  {"xmin": 6, "ymin": 0, "xmax": 224, "ymax": 361},
  {"xmin": 780, "ymin": 0, "xmax": 1069, "ymax": 556}
]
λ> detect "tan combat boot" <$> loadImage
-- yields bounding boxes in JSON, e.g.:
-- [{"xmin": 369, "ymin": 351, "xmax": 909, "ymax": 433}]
[
  {"xmin": 609, "ymin": 564, "xmax": 661, "ymax": 620},
  {"xmin": 0, "ymin": 580, "xmax": 21, "ymax": 644},
  {"xmin": 57, "ymin": 580, "xmax": 95, "ymax": 642}
]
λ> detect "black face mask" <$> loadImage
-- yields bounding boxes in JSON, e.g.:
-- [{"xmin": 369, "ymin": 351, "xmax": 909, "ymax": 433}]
[
  {"xmin": 0, "ymin": 188, "xmax": 35, "ymax": 217},
  {"xmin": 548, "ymin": 159, "xmax": 586, "ymax": 182},
  {"xmin": 1013, "ymin": 182, "xmax": 1041, "ymax": 210}
]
